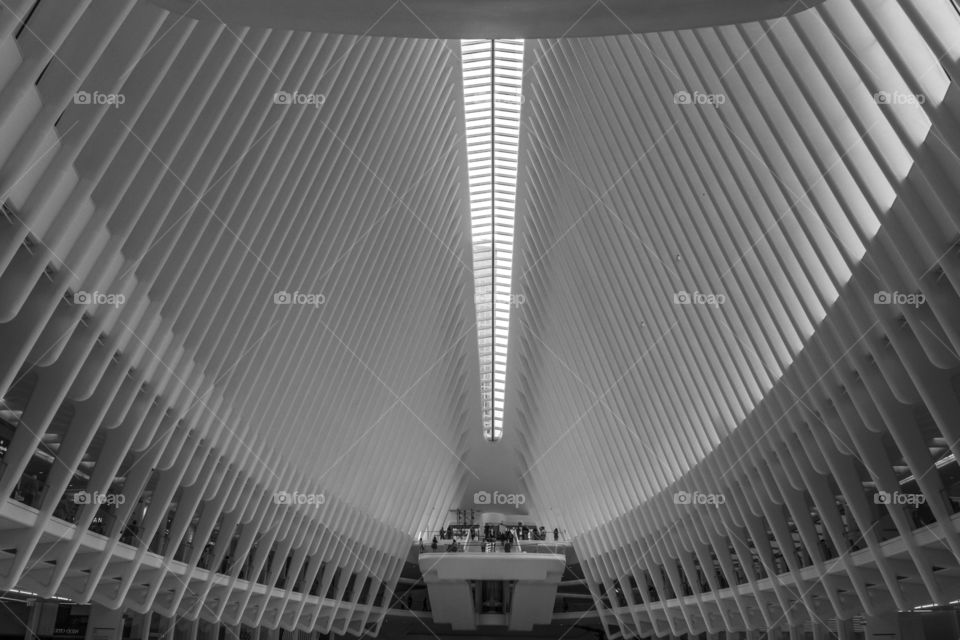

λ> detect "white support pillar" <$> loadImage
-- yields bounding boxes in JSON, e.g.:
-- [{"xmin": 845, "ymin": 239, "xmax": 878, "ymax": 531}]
[
  {"xmin": 133, "ymin": 612, "xmax": 152, "ymax": 640},
  {"xmin": 23, "ymin": 599, "xmax": 43, "ymax": 640}
]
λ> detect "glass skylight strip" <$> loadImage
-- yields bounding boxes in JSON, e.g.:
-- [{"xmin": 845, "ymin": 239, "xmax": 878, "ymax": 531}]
[{"xmin": 462, "ymin": 39, "xmax": 523, "ymax": 442}]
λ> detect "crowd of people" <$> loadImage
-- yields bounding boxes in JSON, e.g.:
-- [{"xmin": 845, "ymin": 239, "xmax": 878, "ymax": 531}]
[{"xmin": 420, "ymin": 522, "xmax": 564, "ymax": 553}]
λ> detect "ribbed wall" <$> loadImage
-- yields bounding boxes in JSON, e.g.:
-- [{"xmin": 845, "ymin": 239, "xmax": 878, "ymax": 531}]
[
  {"xmin": 5, "ymin": 0, "xmax": 960, "ymax": 637},
  {"xmin": 510, "ymin": 0, "xmax": 960, "ymax": 635},
  {"xmin": 0, "ymin": 0, "xmax": 475, "ymax": 634}
]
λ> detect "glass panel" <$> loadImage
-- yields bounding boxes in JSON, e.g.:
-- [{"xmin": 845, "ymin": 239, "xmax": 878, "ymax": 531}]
[{"xmin": 462, "ymin": 39, "xmax": 524, "ymax": 442}]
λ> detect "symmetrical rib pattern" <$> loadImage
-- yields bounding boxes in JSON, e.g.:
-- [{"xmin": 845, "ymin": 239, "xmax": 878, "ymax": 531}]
[
  {"xmin": 5, "ymin": 0, "xmax": 960, "ymax": 636},
  {"xmin": 509, "ymin": 0, "xmax": 960, "ymax": 635},
  {"xmin": 462, "ymin": 39, "xmax": 524, "ymax": 442},
  {"xmin": 0, "ymin": 1, "xmax": 475, "ymax": 634}
]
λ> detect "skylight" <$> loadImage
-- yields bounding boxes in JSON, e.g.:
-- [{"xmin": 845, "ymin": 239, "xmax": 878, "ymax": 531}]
[{"xmin": 462, "ymin": 39, "xmax": 524, "ymax": 442}]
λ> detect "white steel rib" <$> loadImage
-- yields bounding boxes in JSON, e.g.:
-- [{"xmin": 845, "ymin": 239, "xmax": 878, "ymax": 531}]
[
  {"xmin": 508, "ymin": 0, "xmax": 960, "ymax": 636},
  {"xmin": 0, "ymin": 2, "xmax": 474, "ymax": 634},
  {"xmin": 0, "ymin": 0, "xmax": 959, "ymax": 637}
]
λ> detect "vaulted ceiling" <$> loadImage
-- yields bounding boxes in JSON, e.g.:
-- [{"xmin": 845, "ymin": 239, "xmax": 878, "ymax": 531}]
[{"xmin": 1, "ymin": 0, "xmax": 960, "ymax": 636}]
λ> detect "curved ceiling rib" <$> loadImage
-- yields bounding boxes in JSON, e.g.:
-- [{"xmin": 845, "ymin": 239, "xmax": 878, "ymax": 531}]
[
  {"xmin": 0, "ymin": 1, "xmax": 476, "ymax": 633},
  {"xmin": 146, "ymin": 0, "xmax": 827, "ymax": 39},
  {"xmin": 509, "ymin": 0, "xmax": 960, "ymax": 634},
  {"xmin": 2, "ymin": 0, "xmax": 960, "ymax": 637}
]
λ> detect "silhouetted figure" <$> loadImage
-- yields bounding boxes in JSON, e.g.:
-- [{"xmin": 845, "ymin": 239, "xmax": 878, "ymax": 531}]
[
  {"xmin": 431, "ymin": 537, "xmax": 438, "ymax": 551},
  {"xmin": 553, "ymin": 527, "xmax": 559, "ymax": 541}
]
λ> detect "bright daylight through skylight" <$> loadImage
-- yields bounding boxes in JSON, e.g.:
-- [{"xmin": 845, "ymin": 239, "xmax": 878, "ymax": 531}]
[{"xmin": 461, "ymin": 39, "xmax": 524, "ymax": 442}]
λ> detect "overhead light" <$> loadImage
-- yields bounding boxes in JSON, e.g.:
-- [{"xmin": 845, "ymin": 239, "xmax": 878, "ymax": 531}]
[
  {"xmin": 5, "ymin": 587, "xmax": 71, "ymax": 601},
  {"xmin": 462, "ymin": 39, "xmax": 524, "ymax": 442}
]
